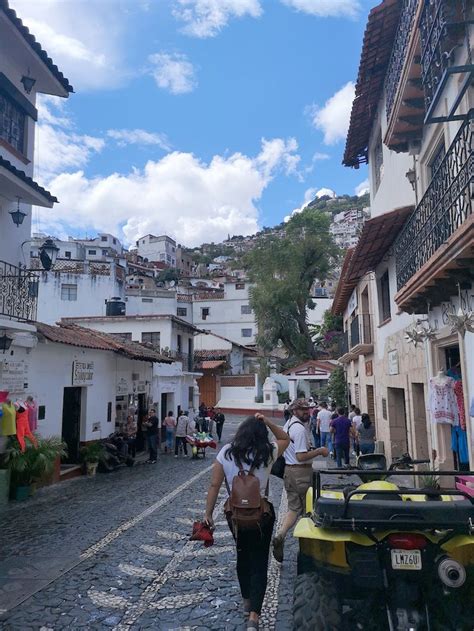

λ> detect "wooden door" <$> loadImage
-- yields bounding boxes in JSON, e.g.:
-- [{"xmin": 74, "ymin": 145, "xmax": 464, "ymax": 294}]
[{"xmin": 198, "ymin": 374, "xmax": 217, "ymax": 407}]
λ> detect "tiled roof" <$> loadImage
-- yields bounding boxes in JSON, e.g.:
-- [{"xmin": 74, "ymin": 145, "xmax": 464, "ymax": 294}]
[
  {"xmin": 35, "ymin": 322, "xmax": 173, "ymax": 363},
  {"xmin": 1, "ymin": 0, "xmax": 74, "ymax": 93},
  {"xmin": 198, "ymin": 360, "xmax": 226, "ymax": 370},
  {"xmin": 0, "ymin": 155, "xmax": 58, "ymax": 204},
  {"xmin": 194, "ymin": 349, "xmax": 231, "ymax": 359}
]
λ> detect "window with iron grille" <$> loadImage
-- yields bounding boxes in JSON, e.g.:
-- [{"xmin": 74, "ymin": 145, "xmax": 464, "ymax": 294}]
[
  {"xmin": 201, "ymin": 307, "xmax": 210, "ymax": 320},
  {"xmin": 88, "ymin": 249, "xmax": 96, "ymax": 255},
  {"xmin": 141, "ymin": 331, "xmax": 160, "ymax": 347},
  {"xmin": 60, "ymin": 284, "xmax": 77, "ymax": 301},
  {"xmin": 177, "ymin": 307, "xmax": 187, "ymax": 316},
  {"xmin": 0, "ymin": 92, "xmax": 25, "ymax": 154},
  {"xmin": 429, "ymin": 140, "xmax": 446, "ymax": 179},
  {"xmin": 378, "ymin": 270, "xmax": 391, "ymax": 323}
]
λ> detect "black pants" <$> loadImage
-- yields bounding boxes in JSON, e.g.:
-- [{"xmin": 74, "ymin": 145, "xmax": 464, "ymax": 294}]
[
  {"xmin": 175, "ymin": 436, "xmax": 188, "ymax": 456},
  {"xmin": 229, "ymin": 505, "xmax": 275, "ymax": 615},
  {"xmin": 127, "ymin": 438, "xmax": 136, "ymax": 458},
  {"xmin": 216, "ymin": 422, "xmax": 224, "ymax": 440}
]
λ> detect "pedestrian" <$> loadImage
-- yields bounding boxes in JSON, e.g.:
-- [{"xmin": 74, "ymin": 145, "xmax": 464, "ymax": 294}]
[
  {"xmin": 188, "ymin": 411, "xmax": 197, "ymax": 434},
  {"xmin": 348, "ymin": 404, "xmax": 357, "ymax": 421},
  {"xmin": 283, "ymin": 399, "xmax": 291, "ymax": 422},
  {"xmin": 272, "ymin": 399, "xmax": 328, "ymax": 563},
  {"xmin": 330, "ymin": 407, "xmax": 354, "ymax": 468},
  {"xmin": 125, "ymin": 413, "xmax": 137, "ymax": 458},
  {"xmin": 204, "ymin": 413, "xmax": 290, "ymax": 630},
  {"xmin": 309, "ymin": 407, "xmax": 320, "ymax": 448},
  {"xmin": 143, "ymin": 408, "xmax": 159, "ymax": 463},
  {"xmin": 358, "ymin": 413, "xmax": 376, "ymax": 455},
  {"xmin": 163, "ymin": 411, "xmax": 176, "ymax": 454},
  {"xmin": 214, "ymin": 410, "xmax": 225, "ymax": 442},
  {"xmin": 317, "ymin": 402, "xmax": 333, "ymax": 457},
  {"xmin": 175, "ymin": 411, "xmax": 189, "ymax": 458},
  {"xmin": 352, "ymin": 407, "xmax": 362, "ymax": 456}
]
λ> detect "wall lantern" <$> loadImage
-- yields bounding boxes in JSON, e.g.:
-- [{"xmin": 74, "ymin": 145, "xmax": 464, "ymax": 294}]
[
  {"xmin": 0, "ymin": 331, "xmax": 13, "ymax": 353},
  {"xmin": 405, "ymin": 168, "xmax": 416, "ymax": 191},
  {"xmin": 20, "ymin": 73, "xmax": 36, "ymax": 94},
  {"xmin": 9, "ymin": 197, "xmax": 27, "ymax": 227},
  {"xmin": 39, "ymin": 238, "xmax": 60, "ymax": 271}
]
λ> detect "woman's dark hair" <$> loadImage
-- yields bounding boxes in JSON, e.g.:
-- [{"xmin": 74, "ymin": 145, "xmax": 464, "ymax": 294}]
[
  {"xmin": 225, "ymin": 416, "xmax": 274, "ymax": 469},
  {"xmin": 361, "ymin": 413, "xmax": 371, "ymax": 429},
  {"xmin": 354, "ymin": 407, "xmax": 361, "ymax": 415}
]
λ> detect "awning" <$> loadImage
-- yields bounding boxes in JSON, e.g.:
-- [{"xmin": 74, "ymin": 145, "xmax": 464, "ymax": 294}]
[
  {"xmin": 0, "ymin": 156, "xmax": 58, "ymax": 207},
  {"xmin": 200, "ymin": 360, "xmax": 226, "ymax": 370}
]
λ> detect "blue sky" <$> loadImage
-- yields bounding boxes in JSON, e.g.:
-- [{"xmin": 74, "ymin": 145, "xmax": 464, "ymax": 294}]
[{"xmin": 15, "ymin": 0, "xmax": 371, "ymax": 247}]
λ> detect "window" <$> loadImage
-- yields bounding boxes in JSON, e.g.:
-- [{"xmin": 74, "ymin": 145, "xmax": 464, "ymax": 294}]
[
  {"xmin": 235, "ymin": 282, "xmax": 245, "ymax": 290},
  {"xmin": 113, "ymin": 238, "xmax": 117, "ymax": 244},
  {"xmin": 88, "ymin": 249, "xmax": 96, "ymax": 255},
  {"xmin": 429, "ymin": 141, "xmax": 446, "ymax": 179},
  {"xmin": 177, "ymin": 307, "xmax": 187, "ymax": 317},
  {"xmin": 201, "ymin": 307, "xmax": 210, "ymax": 320},
  {"xmin": 141, "ymin": 298, "xmax": 153, "ymax": 303},
  {"xmin": 373, "ymin": 130, "xmax": 384, "ymax": 192},
  {"xmin": 60, "ymin": 283, "xmax": 77, "ymax": 301},
  {"xmin": 107, "ymin": 401, "xmax": 112, "ymax": 423},
  {"xmin": 38, "ymin": 405, "xmax": 46, "ymax": 420},
  {"xmin": 101, "ymin": 236, "xmax": 108, "ymax": 242},
  {"xmin": 0, "ymin": 93, "xmax": 25, "ymax": 154},
  {"xmin": 241, "ymin": 305, "xmax": 252, "ymax": 314},
  {"xmin": 177, "ymin": 334, "xmax": 182, "ymax": 352},
  {"xmin": 102, "ymin": 249, "xmax": 108, "ymax": 256},
  {"xmin": 379, "ymin": 270, "xmax": 391, "ymax": 322},
  {"xmin": 172, "ymin": 247, "xmax": 176, "ymax": 253},
  {"xmin": 65, "ymin": 251, "xmax": 71, "ymax": 259},
  {"xmin": 242, "ymin": 328, "xmax": 252, "ymax": 338},
  {"xmin": 141, "ymin": 332, "xmax": 160, "ymax": 347}
]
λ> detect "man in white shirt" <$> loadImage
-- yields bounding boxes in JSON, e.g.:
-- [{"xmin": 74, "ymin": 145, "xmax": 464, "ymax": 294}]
[
  {"xmin": 317, "ymin": 401, "xmax": 333, "ymax": 455},
  {"xmin": 272, "ymin": 399, "xmax": 328, "ymax": 563}
]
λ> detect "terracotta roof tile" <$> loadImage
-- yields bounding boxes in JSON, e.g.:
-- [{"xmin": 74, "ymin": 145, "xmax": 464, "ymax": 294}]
[{"xmin": 194, "ymin": 349, "xmax": 231, "ymax": 359}]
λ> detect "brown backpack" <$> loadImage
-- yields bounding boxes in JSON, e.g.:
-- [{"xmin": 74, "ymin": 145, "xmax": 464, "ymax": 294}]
[{"xmin": 224, "ymin": 464, "xmax": 271, "ymax": 534}]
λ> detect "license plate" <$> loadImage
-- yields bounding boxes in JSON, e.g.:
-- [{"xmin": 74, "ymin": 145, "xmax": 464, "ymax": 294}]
[{"xmin": 391, "ymin": 549, "xmax": 422, "ymax": 570}]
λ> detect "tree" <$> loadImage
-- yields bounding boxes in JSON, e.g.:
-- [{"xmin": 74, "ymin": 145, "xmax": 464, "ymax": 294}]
[
  {"xmin": 311, "ymin": 309, "xmax": 343, "ymax": 358},
  {"xmin": 326, "ymin": 366, "xmax": 348, "ymax": 407},
  {"xmin": 244, "ymin": 209, "xmax": 339, "ymax": 361},
  {"xmin": 157, "ymin": 268, "xmax": 180, "ymax": 283}
]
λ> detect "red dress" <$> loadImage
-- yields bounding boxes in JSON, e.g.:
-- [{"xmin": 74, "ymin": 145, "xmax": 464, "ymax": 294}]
[{"xmin": 454, "ymin": 380, "xmax": 466, "ymax": 431}]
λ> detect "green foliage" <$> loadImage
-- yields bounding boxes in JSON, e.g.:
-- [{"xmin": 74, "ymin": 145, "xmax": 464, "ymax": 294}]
[
  {"xmin": 4, "ymin": 436, "xmax": 67, "ymax": 487},
  {"xmin": 326, "ymin": 367, "xmax": 348, "ymax": 407},
  {"xmin": 311, "ymin": 309, "xmax": 344, "ymax": 358},
  {"xmin": 244, "ymin": 209, "xmax": 339, "ymax": 362},
  {"xmin": 157, "ymin": 268, "xmax": 180, "ymax": 283},
  {"xmin": 80, "ymin": 441, "xmax": 105, "ymax": 464},
  {"xmin": 307, "ymin": 193, "xmax": 369, "ymax": 217}
]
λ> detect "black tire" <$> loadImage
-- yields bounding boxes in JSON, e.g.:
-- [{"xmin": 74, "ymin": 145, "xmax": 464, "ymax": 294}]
[
  {"xmin": 293, "ymin": 571, "xmax": 342, "ymax": 631},
  {"xmin": 429, "ymin": 570, "xmax": 474, "ymax": 631}
]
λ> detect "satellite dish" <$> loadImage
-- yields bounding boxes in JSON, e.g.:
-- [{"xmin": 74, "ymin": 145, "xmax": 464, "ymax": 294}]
[{"xmin": 169, "ymin": 280, "xmax": 176, "ymax": 288}]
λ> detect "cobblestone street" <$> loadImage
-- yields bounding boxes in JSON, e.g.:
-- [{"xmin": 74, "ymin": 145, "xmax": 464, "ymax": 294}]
[{"xmin": 0, "ymin": 417, "xmax": 297, "ymax": 631}]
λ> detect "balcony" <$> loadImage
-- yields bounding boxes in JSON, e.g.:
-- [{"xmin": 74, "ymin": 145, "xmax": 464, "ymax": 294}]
[
  {"xmin": 420, "ymin": 0, "xmax": 474, "ymax": 123},
  {"xmin": 0, "ymin": 260, "xmax": 38, "ymax": 322},
  {"xmin": 337, "ymin": 330, "xmax": 356, "ymax": 364},
  {"xmin": 350, "ymin": 313, "xmax": 374, "ymax": 356},
  {"xmin": 395, "ymin": 110, "xmax": 473, "ymax": 313}
]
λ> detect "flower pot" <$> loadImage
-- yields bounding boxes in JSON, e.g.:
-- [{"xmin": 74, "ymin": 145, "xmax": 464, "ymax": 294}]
[
  {"xmin": 86, "ymin": 462, "xmax": 98, "ymax": 477},
  {"xmin": 15, "ymin": 485, "xmax": 31, "ymax": 501}
]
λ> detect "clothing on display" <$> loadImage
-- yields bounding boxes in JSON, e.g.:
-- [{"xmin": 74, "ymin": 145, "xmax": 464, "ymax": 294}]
[
  {"xmin": 26, "ymin": 397, "xmax": 38, "ymax": 432},
  {"xmin": 429, "ymin": 375, "xmax": 459, "ymax": 425},
  {"xmin": 451, "ymin": 426, "xmax": 469, "ymax": 465},
  {"xmin": 1, "ymin": 402, "xmax": 16, "ymax": 436},
  {"xmin": 453, "ymin": 380, "xmax": 466, "ymax": 431},
  {"xmin": 15, "ymin": 404, "xmax": 38, "ymax": 452}
]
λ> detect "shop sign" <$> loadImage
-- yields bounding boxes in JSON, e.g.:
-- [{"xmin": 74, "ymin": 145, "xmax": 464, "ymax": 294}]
[
  {"xmin": 72, "ymin": 360, "xmax": 94, "ymax": 386},
  {"xmin": 116, "ymin": 378, "xmax": 129, "ymax": 395},
  {"xmin": 348, "ymin": 289, "xmax": 358, "ymax": 316},
  {"xmin": 388, "ymin": 350, "xmax": 399, "ymax": 376},
  {"xmin": 0, "ymin": 359, "xmax": 28, "ymax": 393},
  {"xmin": 365, "ymin": 360, "xmax": 373, "ymax": 377}
]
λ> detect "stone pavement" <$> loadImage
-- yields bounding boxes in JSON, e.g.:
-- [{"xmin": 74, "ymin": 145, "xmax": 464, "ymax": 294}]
[{"xmin": 0, "ymin": 416, "xmax": 299, "ymax": 631}]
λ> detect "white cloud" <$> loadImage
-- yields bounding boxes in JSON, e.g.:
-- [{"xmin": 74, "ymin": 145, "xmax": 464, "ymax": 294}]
[
  {"xmin": 309, "ymin": 81, "xmax": 355, "ymax": 145},
  {"xmin": 315, "ymin": 187, "xmax": 336, "ymax": 199},
  {"xmin": 107, "ymin": 129, "xmax": 171, "ymax": 151},
  {"xmin": 148, "ymin": 53, "xmax": 197, "ymax": 94},
  {"xmin": 37, "ymin": 137, "xmax": 300, "ymax": 247},
  {"xmin": 355, "ymin": 179, "xmax": 369, "ymax": 197},
  {"xmin": 312, "ymin": 152, "xmax": 330, "ymax": 161},
  {"xmin": 12, "ymin": 0, "xmax": 128, "ymax": 91},
  {"xmin": 280, "ymin": 0, "xmax": 361, "ymax": 18},
  {"xmin": 284, "ymin": 186, "xmax": 337, "ymax": 222},
  {"xmin": 173, "ymin": 0, "xmax": 263, "ymax": 38}
]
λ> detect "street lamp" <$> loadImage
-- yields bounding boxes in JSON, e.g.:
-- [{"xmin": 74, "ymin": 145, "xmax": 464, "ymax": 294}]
[
  {"xmin": 39, "ymin": 238, "xmax": 60, "ymax": 271},
  {"xmin": 9, "ymin": 197, "xmax": 27, "ymax": 227}
]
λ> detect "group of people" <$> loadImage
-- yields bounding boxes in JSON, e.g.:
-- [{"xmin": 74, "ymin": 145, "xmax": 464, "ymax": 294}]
[
  {"xmin": 203, "ymin": 397, "xmax": 377, "ymax": 630},
  {"xmin": 198, "ymin": 403, "xmax": 226, "ymax": 440}
]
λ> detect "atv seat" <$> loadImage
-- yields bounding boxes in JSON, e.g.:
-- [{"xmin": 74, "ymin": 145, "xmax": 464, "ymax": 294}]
[{"xmin": 315, "ymin": 493, "xmax": 474, "ymax": 531}]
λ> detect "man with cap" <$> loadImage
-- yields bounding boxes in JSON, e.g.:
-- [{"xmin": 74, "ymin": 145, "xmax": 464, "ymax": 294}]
[{"xmin": 272, "ymin": 398, "xmax": 328, "ymax": 563}]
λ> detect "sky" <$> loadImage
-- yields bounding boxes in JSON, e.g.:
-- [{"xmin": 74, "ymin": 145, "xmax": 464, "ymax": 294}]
[{"xmin": 14, "ymin": 0, "xmax": 372, "ymax": 247}]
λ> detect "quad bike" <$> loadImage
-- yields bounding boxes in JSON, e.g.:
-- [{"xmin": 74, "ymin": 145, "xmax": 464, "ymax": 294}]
[
  {"xmin": 98, "ymin": 432, "xmax": 135, "ymax": 472},
  {"xmin": 293, "ymin": 453, "xmax": 474, "ymax": 630}
]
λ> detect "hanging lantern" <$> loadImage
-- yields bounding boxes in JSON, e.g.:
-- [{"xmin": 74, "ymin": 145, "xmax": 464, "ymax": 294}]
[{"xmin": 9, "ymin": 197, "xmax": 27, "ymax": 227}]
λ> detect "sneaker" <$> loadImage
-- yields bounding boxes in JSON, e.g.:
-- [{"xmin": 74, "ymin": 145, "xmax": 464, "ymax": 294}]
[{"xmin": 272, "ymin": 535, "xmax": 284, "ymax": 563}]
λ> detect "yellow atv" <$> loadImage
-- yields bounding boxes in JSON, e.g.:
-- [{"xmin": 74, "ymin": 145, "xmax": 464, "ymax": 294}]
[{"xmin": 293, "ymin": 454, "xmax": 474, "ymax": 631}]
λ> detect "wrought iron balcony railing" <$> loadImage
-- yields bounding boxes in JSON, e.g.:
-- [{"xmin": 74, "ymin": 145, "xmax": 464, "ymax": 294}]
[
  {"xmin": 395, "ymin": 110, "xmax": 473, "ymax": 290},
  {"xmin": 385, "ymin": 0, "xmax": 419, "ymax": 121},
  {"xmin": 338, "ymin": 331, "xmax": 349, "ymax": 358},
  {"xmin": 420, "ymin": 0, "xmax": 473, "ymax": 122},
  {"xmin": 350, "ymin": 314, "xmax": 373, "ymax": 349},
  {"xmin": 0, "ymin": 260, "xmax": 38, "ymax": 322}
]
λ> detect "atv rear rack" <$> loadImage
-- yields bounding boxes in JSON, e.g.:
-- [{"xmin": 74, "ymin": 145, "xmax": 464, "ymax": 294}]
[{"xmin": 313, "ymin": 470, "xmax": 474, "ymax": 533}]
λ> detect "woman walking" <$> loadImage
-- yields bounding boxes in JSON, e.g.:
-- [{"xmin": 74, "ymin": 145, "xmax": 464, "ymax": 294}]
[
  {"xmin": 358, "ymin": 413, "xmax": 376, "ymax": 455},
  {"xmin": 163, "ymin": 411, "xmax": 176, "ymax": 454},
  {"xmin": 204, "ymin": 414, "xmax": 289, "ymax": 630}
]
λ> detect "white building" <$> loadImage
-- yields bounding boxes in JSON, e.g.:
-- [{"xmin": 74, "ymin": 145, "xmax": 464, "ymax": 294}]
[
  {"xmin": 62, "ymin": 314, "xmax": 201, "ymax": 423},
  {"xmin": 31, "ymin": 233, "xmax": 124, "ymax": 263},
  {"xmin": 136, "ymin": 234, "xmax": 177, "ymax": 267}
]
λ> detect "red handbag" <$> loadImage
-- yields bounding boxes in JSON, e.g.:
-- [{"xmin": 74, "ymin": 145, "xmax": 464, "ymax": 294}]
[{"xmin": 190, "ymin": 521, "xmax": 214, "ymax": 547}]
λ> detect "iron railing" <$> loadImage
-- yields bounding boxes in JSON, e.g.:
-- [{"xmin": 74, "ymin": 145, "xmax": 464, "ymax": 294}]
[
  {"xmin": 420, "ymin": 0, "xmax": 471, "ymax": 118},
  {"xmin": 338, "ymin": 331, "xmax": 349, "ymax": 357},
  {"xmin": 385, "ymin": 0, "xmax": 419, "ymax": 121},
  {"xmin": 395, "ymin": 110, "xmax": 473, "ymax": 290},
  {"xmin": 349, "ymin": 314, "xmax": 373, "ymax": 349},
  {"xmin": 0, "ymin": 260, "xmax": 38, "ymax": 322}
]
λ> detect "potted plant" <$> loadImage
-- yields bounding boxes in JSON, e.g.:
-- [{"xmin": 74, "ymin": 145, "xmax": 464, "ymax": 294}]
[
  {"xmin": 4, "ymin": 436, "xmax": 67, "ymax": 501},
  {"xmin": 80, "ymin": 442, "xmax": 104, "ymax": 477}
]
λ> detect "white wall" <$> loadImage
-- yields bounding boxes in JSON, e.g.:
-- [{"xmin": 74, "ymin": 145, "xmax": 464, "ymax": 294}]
[{"xmin": 126, "ymin": 293, "xmax": 177, "ymax": 317}]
